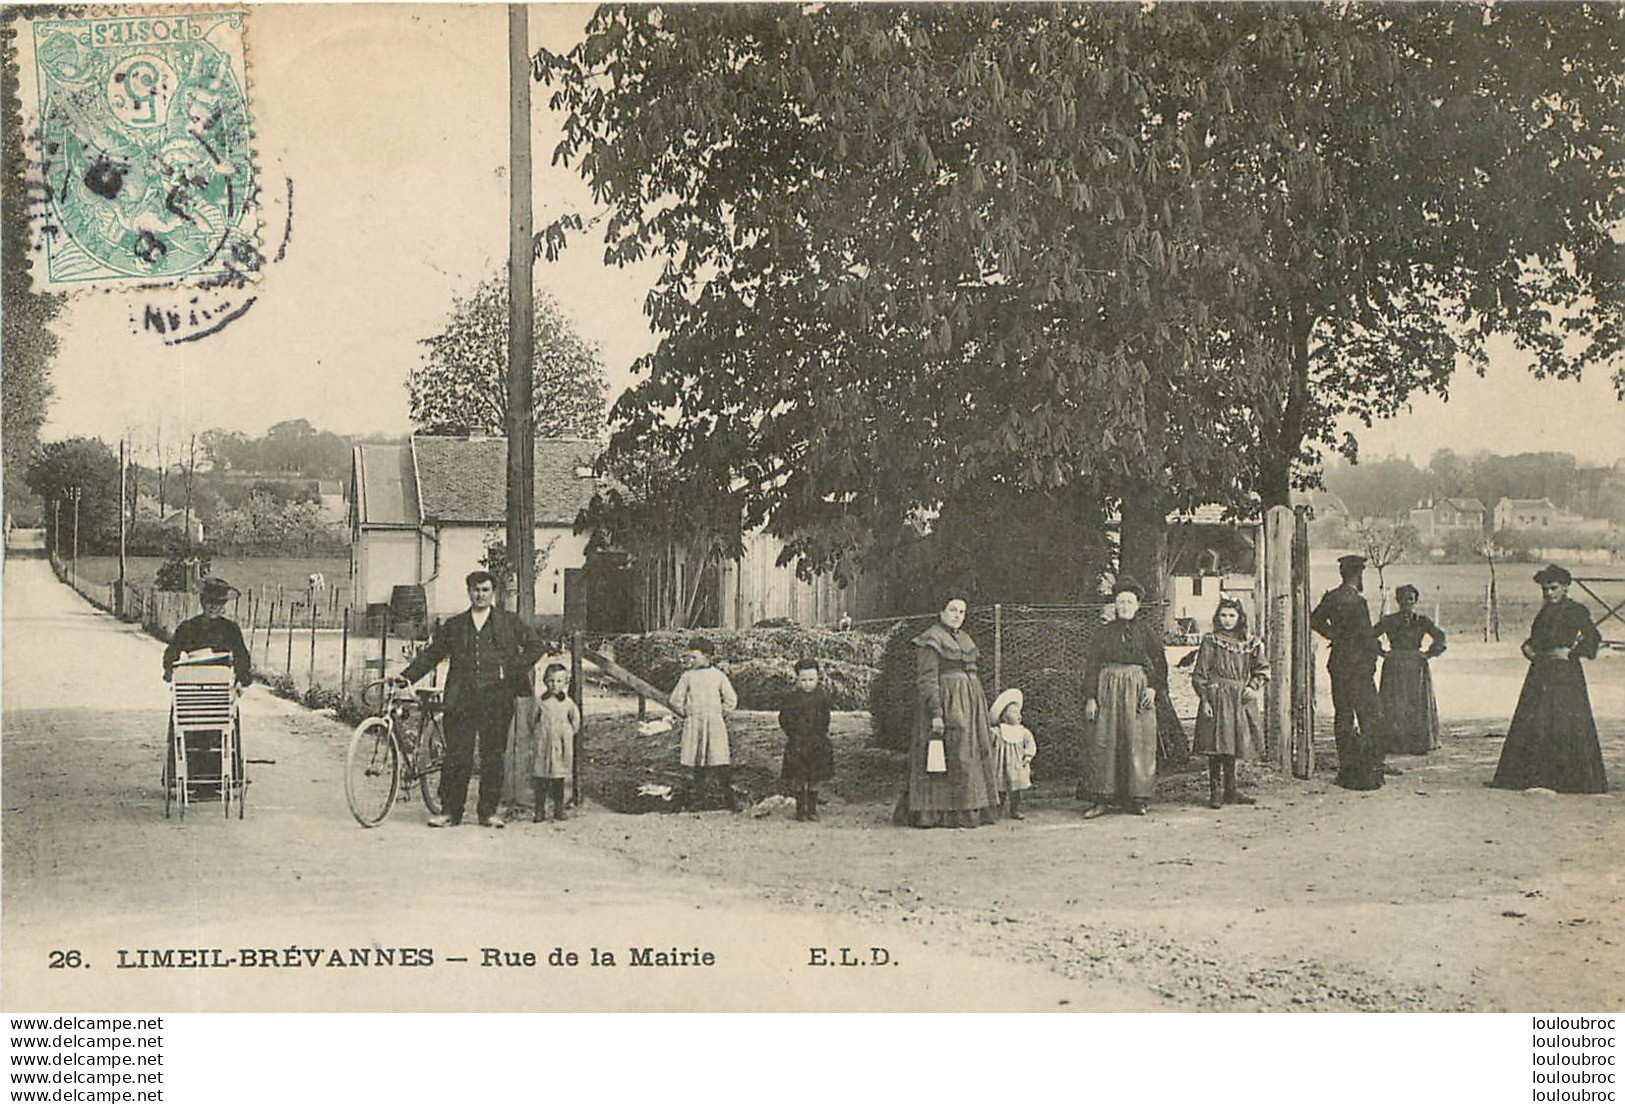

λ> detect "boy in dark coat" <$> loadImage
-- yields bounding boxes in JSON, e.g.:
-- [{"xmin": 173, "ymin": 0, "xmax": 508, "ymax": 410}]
[{"xmin": 779, "ymin": 658, "xmax": 834, "ymax": 821}]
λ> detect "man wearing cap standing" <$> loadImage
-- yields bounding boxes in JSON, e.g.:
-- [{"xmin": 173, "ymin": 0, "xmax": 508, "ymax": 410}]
[
  {"xmin": 1311, "ymin": 555, "xmax": 1387, "ymax": 791},
  {"xmin": 395, "ymin": 570, "xmax": 545, "ymax": 829}
]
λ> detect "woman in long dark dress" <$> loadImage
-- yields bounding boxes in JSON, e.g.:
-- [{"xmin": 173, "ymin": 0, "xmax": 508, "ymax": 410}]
[
  {"xmin": 1082, "ymin": 578, "xmax": 1169, "ymax": 817},
  {"xmin": 1490, "ymin": 564, "xmax": 1607, "ymax": 794},
  {"xmin": 896, "ymin": 597, "xmax": 1002, "ymax": 828},
  {"xmin": 1374, "ymin": 584, "xmax": 1447, "ymax": 755}
]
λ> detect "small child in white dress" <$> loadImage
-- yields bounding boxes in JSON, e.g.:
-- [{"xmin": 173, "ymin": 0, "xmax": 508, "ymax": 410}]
[
  {"xmin": 988, "ymin": 688, "xmax": 1037, "ymax": 821},
  {"xmin": 526, "ymin": 663, "xmax": 579, "ymax": 822}
]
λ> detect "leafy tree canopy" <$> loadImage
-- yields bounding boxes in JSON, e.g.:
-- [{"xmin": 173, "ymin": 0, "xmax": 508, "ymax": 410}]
[
  {"xmin": 25, "ymin": 437, "xmax": 119, "ymax": 553},
  {"xmin": 408, "ymin": 271, "xmax": 607, "ymax": 441},
  {"xmin": 540, "ymin": 3, "xmax": 1621, "ymax": 581}
]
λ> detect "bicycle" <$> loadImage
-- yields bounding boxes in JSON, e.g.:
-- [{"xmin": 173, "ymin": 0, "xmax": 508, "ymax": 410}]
[{"xmin": 345, "ymin": 679, "xmax": 447, "ymax": 828}]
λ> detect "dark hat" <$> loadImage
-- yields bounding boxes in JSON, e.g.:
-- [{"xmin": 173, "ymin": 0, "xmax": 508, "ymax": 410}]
[
  {"xmin": 1395, "ymin": 583, "xmax": 1420, "ymax": 601},
  {"xmin": 687, "ymin": 636, "xmax": 716, "ymax": 657},
  {"xmin": 199, "ymin": 577, "xmax": 235, "ymax": 603},
  {"xmin": 1112, "ymin": 576, "xmax": 1145, "ymax": 599},
  {"xmin": 1337, "ymin": 555, "xmax": 1367, "ymax": 572},
  {"xmin": 1533, "ymin": 564, "xmax": 1572, "ymax": 586}
]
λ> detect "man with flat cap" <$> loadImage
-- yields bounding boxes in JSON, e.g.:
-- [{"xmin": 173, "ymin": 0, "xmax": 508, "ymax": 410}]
[
  {"xmin": 1490, "ymin": 564, "xmax": 1607, "ymax": 794},
  {"xmin": 1311, "ymin": 554, "xmax": 1387, "ymax": 790}
]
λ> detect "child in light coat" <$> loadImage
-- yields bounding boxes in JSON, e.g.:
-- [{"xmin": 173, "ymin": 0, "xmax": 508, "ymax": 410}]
[{"xmin": 671, "ymin": 637, "xmax": 740, "ymax": 811}]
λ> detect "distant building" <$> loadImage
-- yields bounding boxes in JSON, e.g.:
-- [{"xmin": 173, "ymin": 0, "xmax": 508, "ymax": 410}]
[
  {"xmin": 1410, "ymin": 497, "xmax": 1486, "ymax": 541},
  {"xmin": 1494, "ymin": 497, "xmax": 1563, "ymax": 531}
]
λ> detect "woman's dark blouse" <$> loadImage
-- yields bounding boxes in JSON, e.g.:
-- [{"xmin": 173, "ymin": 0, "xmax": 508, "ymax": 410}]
[
  {"xmin": 1373, "ymin": 611, "xmax": 1446, "ymax": 656},
  {"xmin": 1084, "ymin": 616, "xmax": 1169, "ymax": 694},
  {"xmin": 1527, "ymin": 598, "xmax": 1602, "ymax": 660}
]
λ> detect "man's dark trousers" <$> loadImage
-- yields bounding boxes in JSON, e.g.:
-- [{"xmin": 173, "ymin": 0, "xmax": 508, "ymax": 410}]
[
  {"xmin": 440, "ymin": 685, "xmax": 513, "ymax": 823},
  {"xmin": 1328, "ymin": 657, "xmax": 1384, "ymax": 787}
]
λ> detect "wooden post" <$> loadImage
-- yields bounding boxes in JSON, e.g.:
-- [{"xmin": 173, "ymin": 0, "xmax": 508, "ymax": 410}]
[
  {"xmin": 1291, "ymin": 506, "xmax": 1314, "ymax": 779},
  {"xmin": 570, "ymin": 630, "xmax": 584, "ymax": 807},
  {"xmin": 992, "ymin": 603, "xmax": 1003, "ymax": 694},
  {"xmin": 308, "ymin": 593, "xmax": 318, "ymax": 689},
  {"xmin": 117, "ymin": 436, "xmax": 127, "ymax": 616},
  {"xmin": 339, "ymin": 614, "xmax": 350, "ymax": 699},
  {"xmin": 1263, "ymin": 505, "xmax": 1293, "ymax": 769},
  {"xmin": 505, "ymin": 2, "xmax": 536, "ymax": 619},
  {"xmin": 285, "ymin": 599, "xmax": 295, "ymax": 673}
]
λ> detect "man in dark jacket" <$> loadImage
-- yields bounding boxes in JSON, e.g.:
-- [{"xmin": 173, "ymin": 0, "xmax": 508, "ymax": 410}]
[
  {"xmin": 1311, "ymin": 554, "xmax": 1387, "ymax": 791},
  {"xmin": 396, "ymin": 570, "xmax": 545, "ymax": 828}
]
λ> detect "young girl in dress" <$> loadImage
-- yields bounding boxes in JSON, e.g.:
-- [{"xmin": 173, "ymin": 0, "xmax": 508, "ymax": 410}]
[
  {"xmin": 526, "ymin": 663, "xmax": 579, "ymax": 822},
  {"xmin": 671, "ymin": 637, "xmax": 740, "ymax": 811},
  {"xmin": 1190, "ymin": 597, "xmax": 1269, "ymax": 810},
  {"xmin": 988, "ymin": 688, "xmax": 1037, "ymax": 820},
  {"xmin": 778, "ymin": 658, "xmax": 834, "ymax": 821}
]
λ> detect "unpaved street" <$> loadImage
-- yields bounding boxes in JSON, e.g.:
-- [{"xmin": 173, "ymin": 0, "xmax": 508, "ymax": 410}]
[{"xmin": 4, "ymin": 541, "xmax": 1623, "ymax": 1012}]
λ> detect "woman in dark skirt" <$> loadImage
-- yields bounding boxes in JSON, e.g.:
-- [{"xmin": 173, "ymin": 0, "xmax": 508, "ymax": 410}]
[
  {"xmin": 1374, "ymin": 584, "xmax": 1447, "ymax": 755},
  {"xmin": 894, "ymin": 596, "xmax": 1002, "ymax": 828},
  {"xmin": 1082, "ymin": 577, "xmax": 1169, "ymax": 817},
  {"xmin": 1491, "ymin": 564, "xmax": 1607, "ymax": 794}
]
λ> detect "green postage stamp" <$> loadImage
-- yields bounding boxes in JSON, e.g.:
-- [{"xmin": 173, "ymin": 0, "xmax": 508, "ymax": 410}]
[{"xmin": 18, "ymin": 10, "xmax": 257, "ymax": 289}]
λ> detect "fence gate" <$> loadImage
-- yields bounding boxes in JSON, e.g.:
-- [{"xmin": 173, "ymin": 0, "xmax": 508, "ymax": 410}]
[{"xmin": 1572, "ymin": 577, "xmax": 1625, "ymax": 648}]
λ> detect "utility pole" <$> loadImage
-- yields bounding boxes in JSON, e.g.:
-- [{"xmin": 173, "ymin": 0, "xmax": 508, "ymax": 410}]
[
  {"xmin": 70, "ymin": 486, "xmax": 81, "ymax": 589},
  {"xmin": 118, "ymin": 434, "xmax": 128, "ymax": 616},
  {"xmin": 505, "ymin": 2, "xmax": 536, "ymax": 618}
]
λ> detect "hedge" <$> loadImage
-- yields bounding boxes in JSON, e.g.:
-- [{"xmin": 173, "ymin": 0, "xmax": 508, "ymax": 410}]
[{"xmin": 605, "ymin": 627, "xmax": 883, "ymax": 711}]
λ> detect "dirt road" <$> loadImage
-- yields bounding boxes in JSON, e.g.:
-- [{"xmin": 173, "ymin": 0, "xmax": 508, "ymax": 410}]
[{"xmin": 4, "ymin": 540, "xmax": 1622, "ymax": 1012}]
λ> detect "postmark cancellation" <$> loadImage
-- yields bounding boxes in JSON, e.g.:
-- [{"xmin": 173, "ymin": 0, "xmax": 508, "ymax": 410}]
[{"xmin": 16, "ymin": 9, "xmax": 257, "ymax": 291}]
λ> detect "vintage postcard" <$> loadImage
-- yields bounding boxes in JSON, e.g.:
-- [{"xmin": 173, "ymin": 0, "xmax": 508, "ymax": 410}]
[{"xmin": 2, "ymin": 2, "xmax": 1621, "ymax": 1028}]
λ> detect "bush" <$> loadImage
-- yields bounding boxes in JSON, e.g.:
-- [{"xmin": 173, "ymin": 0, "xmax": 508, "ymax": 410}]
[
  {"xmin": 606, "ymin": 626, "xmax": 884, "ymax": 710},
  {"xmin": 155, "ymin": 550, "xmax": 212, "ymax": 591},
  {"xmin": 867, "ymin": 617, "xmax": 939, "ymax": 751}
]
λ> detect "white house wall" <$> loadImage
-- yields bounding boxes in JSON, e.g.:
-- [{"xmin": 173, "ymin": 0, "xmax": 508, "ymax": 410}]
[
  {"xmin": 423, "ymin": 525, "xmax": 588, "ymax": 621},
  {"xmin": 356, "ymin": 530, "xmax": 426, "ymax": 607}
]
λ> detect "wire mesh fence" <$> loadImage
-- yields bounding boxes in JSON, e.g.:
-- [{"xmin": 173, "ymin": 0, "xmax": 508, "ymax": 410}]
[{"xmin": 869, "ymin": 603, "xmax": 1190, "ymax": 779}]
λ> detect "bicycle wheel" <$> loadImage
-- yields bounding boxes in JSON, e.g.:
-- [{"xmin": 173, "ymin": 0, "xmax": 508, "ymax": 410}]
[
  {"xmin": 345, "ymin": 717, "xmax": 400, "ymax": 827},
  {"xmin": 416, "ymin": 714, "xmax": 446, "ymax": 816}
]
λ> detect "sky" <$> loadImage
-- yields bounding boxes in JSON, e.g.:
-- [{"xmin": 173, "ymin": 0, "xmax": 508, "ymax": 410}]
[{"xmin": 31, "ymin": 4, "xmax": 1625, "ymax": 470}]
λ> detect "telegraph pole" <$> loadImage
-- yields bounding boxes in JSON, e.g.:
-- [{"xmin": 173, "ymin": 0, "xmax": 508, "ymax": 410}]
[
  {"xmin": 118, "ymin": 434, "xmax": 128, "ymax": 615},
  {"xmin": 505, "ymin": 2, "xmax": 536, "ymax": 617},
  {"xmin": 70, "ymin": 486, "xmax": 81, "ymax": 589}
]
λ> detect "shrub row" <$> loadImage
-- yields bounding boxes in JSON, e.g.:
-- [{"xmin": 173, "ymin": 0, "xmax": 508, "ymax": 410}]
[{"xmin": 605, "ymin": 627, "xmax": 883, "ymax": 711}]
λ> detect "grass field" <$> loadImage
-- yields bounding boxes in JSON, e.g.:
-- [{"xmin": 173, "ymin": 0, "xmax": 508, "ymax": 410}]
[
  {"xmin": 74, "ymin": 554, "xmax": 351, "ymax": 606},
  {"xmin": 1310, "ymin": 549, "xmax": 1624, "ymax": 641}
]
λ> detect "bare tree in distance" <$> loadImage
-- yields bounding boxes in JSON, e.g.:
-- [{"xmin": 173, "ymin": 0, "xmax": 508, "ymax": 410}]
[{"xmin": 1353, "ymin": 515, "xmax": 1420, "ymax": 616}]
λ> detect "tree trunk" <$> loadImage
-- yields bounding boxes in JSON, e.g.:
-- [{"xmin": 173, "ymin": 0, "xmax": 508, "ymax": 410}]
[
  {"xmin": 1258, "ymin": 300, "xmax": 1314, "ymax": 510},
  {"xmin": 1118, "ymin": 479, "xmax": 1171, "ymax": 607}
]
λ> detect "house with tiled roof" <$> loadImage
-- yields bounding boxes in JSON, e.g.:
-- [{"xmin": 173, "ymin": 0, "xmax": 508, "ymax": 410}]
[
  {"xmin": 348, "ymin": 435, "xmax": 599, "ymax": 624},
  {"xmin": 1409, "ymin": 497, "xmax": 1486, "ymax": 540}
]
